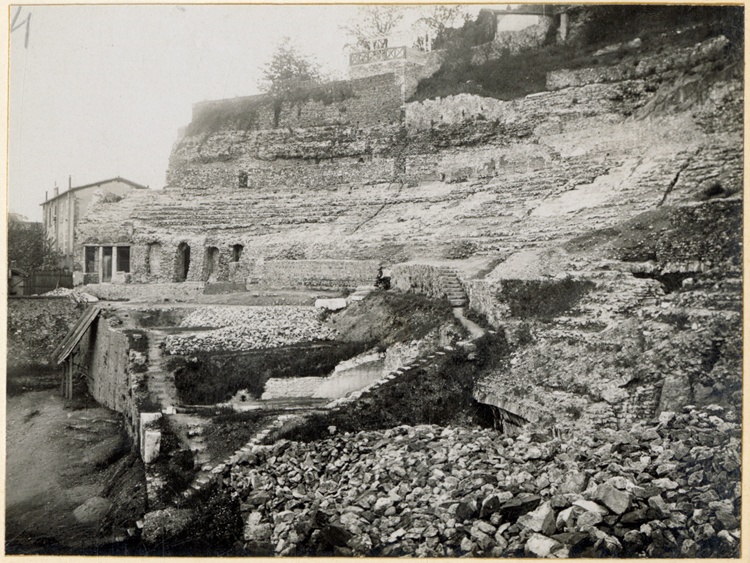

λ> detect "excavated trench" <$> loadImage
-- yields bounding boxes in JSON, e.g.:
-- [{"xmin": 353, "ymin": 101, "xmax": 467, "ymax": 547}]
[{"xmin": 119, "ymin": 292, "xmax": 500, "ymax": 520}]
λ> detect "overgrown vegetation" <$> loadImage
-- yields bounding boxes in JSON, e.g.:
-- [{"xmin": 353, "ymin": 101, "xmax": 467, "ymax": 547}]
[
  {"xmin": 202, "ymin": 410, "xmax": 271, "ymax": 460},
  {"xmin": 259, "ymin": 36, "xmax": 322, "ymax": 95},
  {"xmin": 279, "ymin": 333, "xmax": 509, "ymax": 443},
  {"xmin": 149, "ymin": 418, "xmax": 196, "ymax": 507},
  {"xmin": 168, "ymin": 484, "xmax": 245, "ymax": 556},
  {"xmin": 565, "ymin": 201, "xmax": 742, "ymax": 268},
  {"xmin": 330, "ymin": 289, "xmax": 458, "ymax": 348},
  {"xmin": 168, "ymin": 341, "xmax": 369, "ymax": 404},
  {"xmin": 499, "ymin": 278, "xmax": 596, "ymax": 319},
  {"xmin": 7, "ymin": 214, "xmax": 62, "ymax": 273},
  {"xmin": 412, "ymin": 5, "xmax": 742, "ymax": 102}
]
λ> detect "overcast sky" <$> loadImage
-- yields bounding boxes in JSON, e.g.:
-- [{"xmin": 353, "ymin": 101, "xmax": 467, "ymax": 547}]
[{"xmin": 8, "ymin": 4, "xmax": 483, "ymax": 221}]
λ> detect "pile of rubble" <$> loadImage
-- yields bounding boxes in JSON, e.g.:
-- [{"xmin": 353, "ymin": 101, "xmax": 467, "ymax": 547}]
[
  {"xmin": 225, "ymin": 404, "xmax": 739, "ymax": 557},
  {"xmin": 164, "ymin": 306, "xmax": 337, "ymax": 354},
  {"xmin": 42, "ymin": 287, "xmax": 99, "ymax": 303}
]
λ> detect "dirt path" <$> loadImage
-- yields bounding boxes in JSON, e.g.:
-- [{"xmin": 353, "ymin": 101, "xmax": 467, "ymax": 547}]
[{"xmin": 5, "ymin": 390, "xmax": 129, "ymax": 553}]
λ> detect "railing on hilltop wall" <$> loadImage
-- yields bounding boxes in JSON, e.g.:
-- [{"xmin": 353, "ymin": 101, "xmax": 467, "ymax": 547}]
[{"xmin": 350, "ymin": 46, "xmax": 427, "ymax": 66}]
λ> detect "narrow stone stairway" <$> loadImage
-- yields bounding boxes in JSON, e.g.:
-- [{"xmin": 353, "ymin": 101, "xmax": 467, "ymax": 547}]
[
  {"xmin": 145, "ymin": 330, "xmax": 178, "ymax": 410},
  {"xmin": 182, "ymin": 412, "xmax": 303, "ymax": 500},
  {"xmin": 348, "ymin": 285, "xmax": 377, "ymax": 301},
  {"xmin": 144, "ymin": 328, "xmax": 215, "ymax": 503},
  {"xmin": 437, "ymin": 266, "xmax": 469, "ymax": 307},
  {"xmin": 170, "ymin": 413, "xmax": 212, "ymax": 467}
]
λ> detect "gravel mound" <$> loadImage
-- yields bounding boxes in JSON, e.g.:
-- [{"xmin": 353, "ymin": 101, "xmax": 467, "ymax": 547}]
[
  {"xmin": 224, "ymin": 404, "xmax": 739, "ymax": 557},
  {"xmin": 165, "ymin": 306, "xmax": 337, "ymax": 354}
]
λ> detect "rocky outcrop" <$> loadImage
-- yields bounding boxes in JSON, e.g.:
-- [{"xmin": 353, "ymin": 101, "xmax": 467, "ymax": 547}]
[{"xmin": 546, "ymin": 36, "xmax": 731, "ymax": 90}]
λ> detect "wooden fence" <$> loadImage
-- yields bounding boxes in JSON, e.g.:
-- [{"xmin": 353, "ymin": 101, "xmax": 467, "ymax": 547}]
[{"xmin": 23, "ymin": 270, "xmax": 73, "ymax": 295}]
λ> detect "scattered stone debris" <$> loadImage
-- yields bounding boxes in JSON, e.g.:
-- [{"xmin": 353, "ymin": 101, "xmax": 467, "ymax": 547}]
[
  {"xmin": 218, "ymin": 404, "xmax": 739, "ymax": 558},
  {"xmin": 164, "ymin": 306, "xmax": 337, "ymax": 354},
  {"xmin": 314, "ymin": 298, "xmax": 348, "ymax": 311},
  {"xmin": 42, "ymin": 287, "xmax": 99, "ymax": 302}
]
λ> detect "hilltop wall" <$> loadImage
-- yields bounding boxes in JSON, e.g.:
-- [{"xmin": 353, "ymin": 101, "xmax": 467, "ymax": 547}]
[{"xmin": 190, "ymin": 74, "xmax": 403, "ymax": 134}]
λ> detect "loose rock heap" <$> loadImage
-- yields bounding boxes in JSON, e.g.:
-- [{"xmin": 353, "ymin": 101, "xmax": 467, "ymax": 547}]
[
  {"xmin": 164, "ymin": 306, "xmax": 337, "ymax": 354},
  {"xmin": 224, "ymin": 404, "xmax": 739, "ymax": 558}
]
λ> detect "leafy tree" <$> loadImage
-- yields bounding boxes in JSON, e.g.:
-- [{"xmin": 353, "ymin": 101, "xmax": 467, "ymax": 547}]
[
  {"xmin": 7, "ymin": 214, "xmax": 60, "ymax": 272},
  {"xmin": 342, "ymin": 5, "xmax": 407, "ymax": 49},
  {"xmin": 259, "ymin": 36, "xmax": 322, "ymax": 95},
  {"xmin": 415, "ymin": 5, "xmax": 469, "ymax": 36}
]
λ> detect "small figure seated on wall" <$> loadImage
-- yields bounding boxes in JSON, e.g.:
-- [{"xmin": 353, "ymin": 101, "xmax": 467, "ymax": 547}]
[
  {"xmin": 238, "ymin": 170, "xmax": 248, "ymax": 189},
  {"xmin": 375, "ymin": 266, "xmax": 391, "ymax": 290}
]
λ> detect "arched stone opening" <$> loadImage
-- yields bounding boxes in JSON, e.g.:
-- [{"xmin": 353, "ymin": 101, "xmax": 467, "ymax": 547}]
[
  {"xmin": 175, "ymin": 242, "xmax": 191, "ymax": 282},
  {"xmin": 232, "ymin": 244, "xmax": 244, "ymax": 263}
]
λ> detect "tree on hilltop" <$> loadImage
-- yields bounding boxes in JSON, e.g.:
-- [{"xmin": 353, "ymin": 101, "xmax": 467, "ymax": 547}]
[
  {"xmin": 259, "ymin": 37, "xmax": 322, "ymax": 95},
  {"xmin": 415, "ymin": 5, "xmax": 469, "ymax": 36},
  {"xmin": 342, "ymin": 6, "xmax": 407, "ymax": 50}
]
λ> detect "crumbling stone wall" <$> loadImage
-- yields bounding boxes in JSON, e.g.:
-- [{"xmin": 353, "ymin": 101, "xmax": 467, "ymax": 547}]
[
  {"xmin": 390, "ymin": 263, "xmax": 451, "ymax": 301},
  {"xmin": 471, "ymin": 16, "xmax": 554, "ymax": 63},
  {"xmin": 349, "ymin": 51, "xmax": 443, "ymax": 101},
  {"xmin": 168, "ymin": 124, "xmax": 402, "ymax": 192},
  {"xmin": 82, "ymin": 282, "xmax": 206, "ymax": 302},
  {"xmin": 87, "ymin": 316, "xmax": 141, "ymax": 439},
  {"xmin": 74, "ymin": 35, "xmax": 740, "ymax": 293},
  {"xmin": 190, "ymin": 74, "xmax": 402, "ymax": 134}
]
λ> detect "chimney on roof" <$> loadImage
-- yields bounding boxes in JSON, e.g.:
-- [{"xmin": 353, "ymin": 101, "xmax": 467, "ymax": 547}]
[
  {"xmin": 54, "ymin": 186, "xmax": 59, "ymax": 197},
  {"xmin": 45, "ymin": 191, "xmax": 48, "ymax": 201},
  {"xmin": 68, "ymin": 175, "xmax": 72, "ymax": 190}
]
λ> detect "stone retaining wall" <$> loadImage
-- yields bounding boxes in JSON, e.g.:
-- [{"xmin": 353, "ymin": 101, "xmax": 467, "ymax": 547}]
[
  {"xmin": 81, "ymin": 282, "xmax": 205, "ymax": 302},
  {"xmin": 86, "ymin": 317, "xmax": 142, "ymax": 440},
  {"xmin": 190, "ymin": 73, "xmax": 403, "ymax": 134},
  {"xmin": 390, "ymin": 263, "xmax": 450, "ymax": 302},
  {"xmin": 247, "ymin": 259, "xmax": 380, "ymax": 289}
]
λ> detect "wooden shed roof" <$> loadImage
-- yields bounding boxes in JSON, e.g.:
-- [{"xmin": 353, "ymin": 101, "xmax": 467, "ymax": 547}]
[{"xmin": 52, "ymin": 305, "xmax": 101, "ymax": 364}]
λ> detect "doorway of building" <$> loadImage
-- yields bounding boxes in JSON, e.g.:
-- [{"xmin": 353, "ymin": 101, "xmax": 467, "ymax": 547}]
[
  {"xmin": 102, "ymin": 247, "xmax": 113, "ymax": 283},
  {"xmin": 176, "ymin": 242, "xmax": 191, "ymax": 282}
]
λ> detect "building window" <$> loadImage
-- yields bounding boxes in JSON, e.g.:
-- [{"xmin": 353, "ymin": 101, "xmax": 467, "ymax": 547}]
[
  {"xmin": 232, "ymin": 244, "xmax": 244, "ymax": 263},
  {"xmin": 116, "ymin": 246, "xmax": 131, "ymax": 273},
  {"xmin": 85, "ymin": 247, "xmax": 99, "ymax": 273}
]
